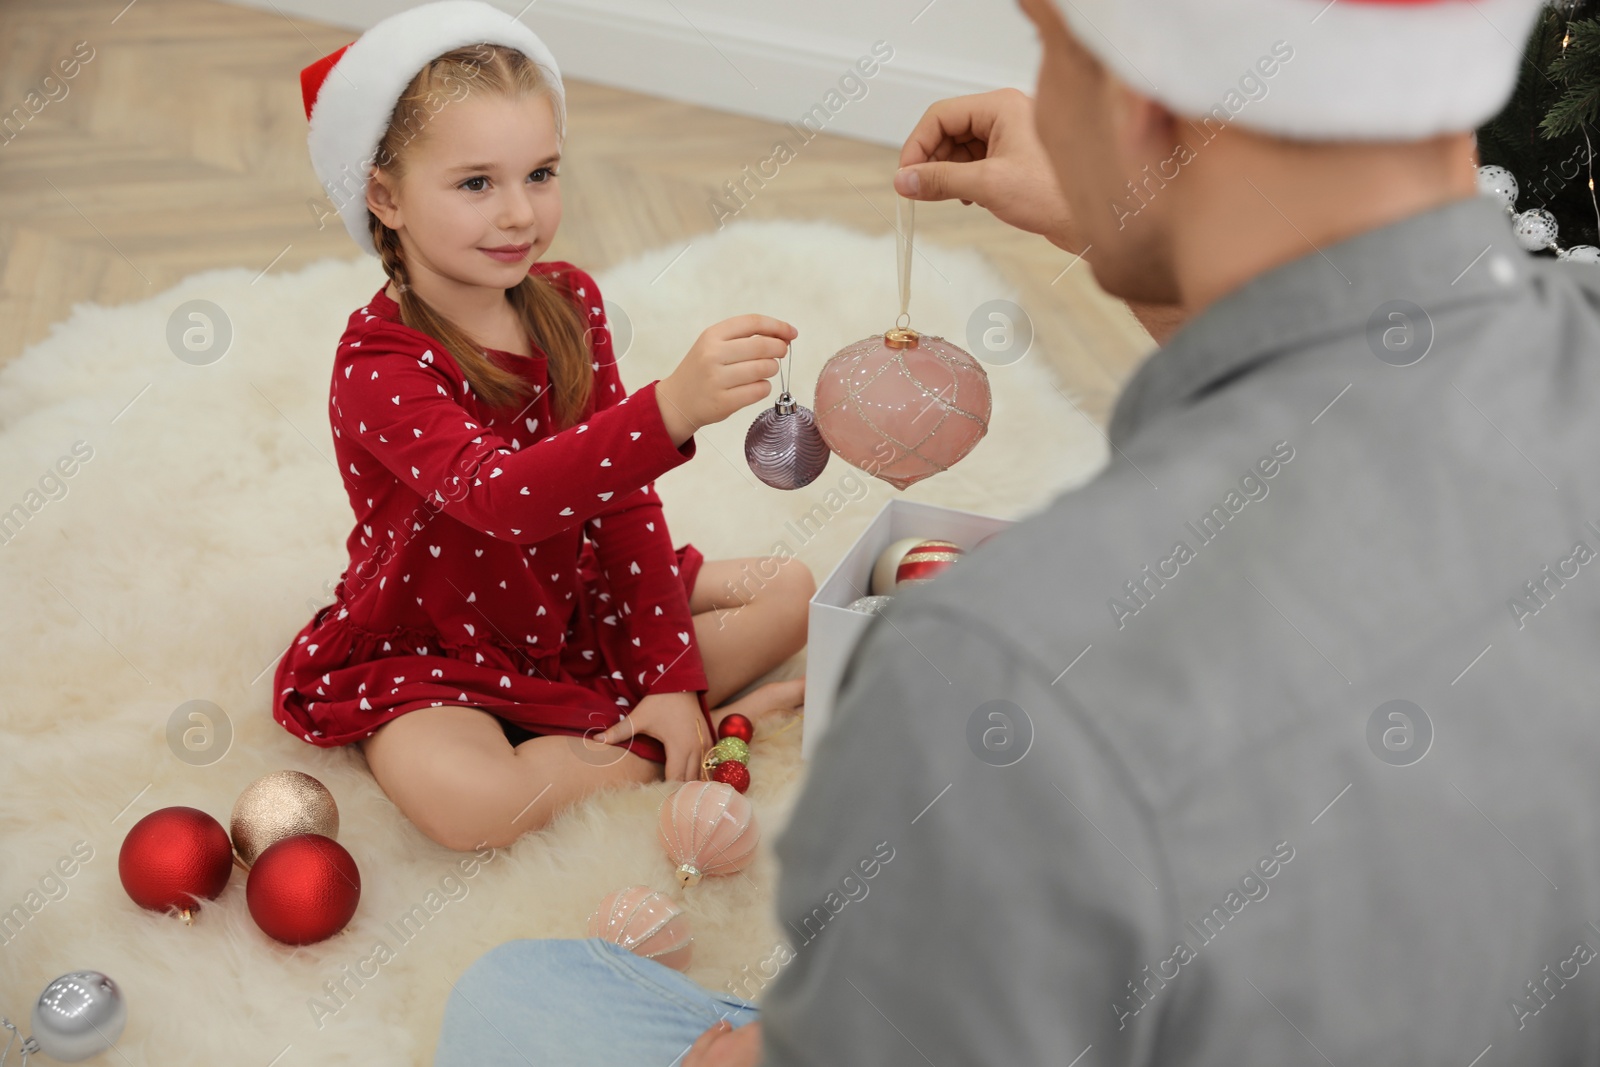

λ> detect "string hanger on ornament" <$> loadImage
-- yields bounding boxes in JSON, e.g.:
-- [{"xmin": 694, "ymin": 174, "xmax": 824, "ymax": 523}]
[
  {"xmin": 886, "ymin": 195, "xmax": 919, "ymax": 349},
  {"xmin": 743, "ymin": 335, "xmax": 829, "ymax": 491}
]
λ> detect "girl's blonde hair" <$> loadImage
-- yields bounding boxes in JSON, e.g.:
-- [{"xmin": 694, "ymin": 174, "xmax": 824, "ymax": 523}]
[{"xmin": 367, "ymin": 43, "xmax": 592, "ymax": 427}]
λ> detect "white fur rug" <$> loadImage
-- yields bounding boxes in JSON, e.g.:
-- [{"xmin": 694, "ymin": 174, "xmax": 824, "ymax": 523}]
[{"xmin": 0, "ymin": 219, "xmax": 1106, "ymax": 1064}]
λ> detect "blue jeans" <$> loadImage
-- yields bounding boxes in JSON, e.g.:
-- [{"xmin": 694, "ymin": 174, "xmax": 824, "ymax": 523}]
[{"xmin": 434, "ymin": 937, "xmax": 762, "ymax": 1066}]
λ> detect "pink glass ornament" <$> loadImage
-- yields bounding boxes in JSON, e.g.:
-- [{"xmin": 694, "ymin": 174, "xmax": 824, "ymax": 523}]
[
  {"xmin": 587, "ymin": 885, "xmax": 694, "ymax": 971},
  {"xmin": 814, "ymin": 326, "xmax": 991, "ymax": 490},
  {"xmin": 658, "ymin": 781, "xmax": 760, "ymax": 887}
]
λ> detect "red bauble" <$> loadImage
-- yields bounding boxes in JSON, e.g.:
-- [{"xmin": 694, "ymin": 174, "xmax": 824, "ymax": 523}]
[
  {"xmin": 246, "ymin": 833, "xmax": 360, "ymax": 945},
  {"xmin": 716, "ymin": 713, "xmax": 754, "ymax": 744},
  {"xmin": 711, "ymin": 760, "xmax": 751, "ymax": 794},
  {"xmin": 119, "ymin": 806, "xmax": 234, "ymax": 920}
]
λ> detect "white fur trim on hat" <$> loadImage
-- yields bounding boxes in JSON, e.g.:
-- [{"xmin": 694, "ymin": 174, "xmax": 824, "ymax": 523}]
[
  {"xmin": 1051, "ymin": 0, "xmax": 1544, "ymax": 141},
  {"xmin": 305, "ymin": 0, "xmax": 566, "ymax": 258}
]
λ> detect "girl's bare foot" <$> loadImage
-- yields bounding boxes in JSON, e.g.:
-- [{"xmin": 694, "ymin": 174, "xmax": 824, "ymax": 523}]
[{"xmin": 710, "ymin": 676, "xmax": 804, "ymax": 734}]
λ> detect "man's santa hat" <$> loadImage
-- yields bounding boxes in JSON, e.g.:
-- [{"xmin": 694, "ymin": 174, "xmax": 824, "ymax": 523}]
[
  {"xmin": 299, "ymin": 0, "xmax": 566, "ymax": 258},
  {"xmin": 1051, "ymin": 0, "xmax": 1545, "ymax": 141}
]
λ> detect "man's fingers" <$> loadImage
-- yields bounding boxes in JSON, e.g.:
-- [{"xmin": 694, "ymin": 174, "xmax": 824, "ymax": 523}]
[
  {"xmin": 896, "ymin": 89, "xmax": 1009, "ymax": 168},
  {"xmin": 684, "ymin": 1019, "xmax": 731, "ymax": 1064},
  {"xmin": 896, "ymin": 157, "xmax": 990, "ymax": 206}
]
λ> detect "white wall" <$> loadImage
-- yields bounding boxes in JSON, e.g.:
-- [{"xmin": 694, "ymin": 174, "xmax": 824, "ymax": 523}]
[{"xmin": 229, "ymin": 0, "xmax": 1042, "ymax": 147}]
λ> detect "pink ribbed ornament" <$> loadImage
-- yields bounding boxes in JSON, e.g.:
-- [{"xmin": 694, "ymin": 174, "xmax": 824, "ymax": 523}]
[
  {"xmin": 658, "ymin": 781, "xmax": 760, "ymax": 887},
  {"xmin": 587, "ymin": 885, "xmax": 694, "ymax": 971}
]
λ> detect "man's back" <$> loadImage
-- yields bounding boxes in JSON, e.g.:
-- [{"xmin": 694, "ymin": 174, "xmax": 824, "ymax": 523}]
[{"xmin": 761, "ymin": 193, "xmax": 1600, "ymax": 1064}]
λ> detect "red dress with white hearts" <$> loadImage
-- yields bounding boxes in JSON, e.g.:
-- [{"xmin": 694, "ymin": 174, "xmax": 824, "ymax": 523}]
[{"xmin": 272, "ymin": 261, "xmax": 712, "ymax": 764}]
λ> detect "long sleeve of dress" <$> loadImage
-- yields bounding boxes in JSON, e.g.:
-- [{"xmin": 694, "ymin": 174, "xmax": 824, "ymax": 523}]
[
  {"xmin": 331, "ymin": 322, "xmax": 696, "ymax": 547},
  {"xmin": 576, "ymin": 283, "xmax": 709, "ymax": 698}
]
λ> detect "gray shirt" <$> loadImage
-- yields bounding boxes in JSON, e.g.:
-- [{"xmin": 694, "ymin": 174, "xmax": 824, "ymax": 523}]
[{"xmin": 761, "ymin": 193, "xmax": 1600, "ymax": 1065}]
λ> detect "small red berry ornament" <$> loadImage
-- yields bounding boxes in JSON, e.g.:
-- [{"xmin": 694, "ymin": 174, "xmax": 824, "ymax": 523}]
[
  {"xmin": 711, "ymin": 760, "xmax": 751, "ymax": 794},
  {"xmin": 246, "ymin": 833, "xmax": 361, "ymax": 945},
  {"xmin": 716, "ymin": 713, "xmax": 754, "ymax": 744},
  {"xmin": 119, "ymin": 806, "xmax": 234, "ymax": 924}
]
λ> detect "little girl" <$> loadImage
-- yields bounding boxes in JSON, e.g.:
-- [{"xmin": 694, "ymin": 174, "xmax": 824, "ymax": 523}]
[{"xmin": 276, "ymin": 0, "xmax": 812, "ymax": 851}]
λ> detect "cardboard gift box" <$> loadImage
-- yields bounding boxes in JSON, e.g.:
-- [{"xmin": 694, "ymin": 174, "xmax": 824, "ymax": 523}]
[{"xmin": 802, "ymin": 498, "xmax": 1015, "ymax": 759}]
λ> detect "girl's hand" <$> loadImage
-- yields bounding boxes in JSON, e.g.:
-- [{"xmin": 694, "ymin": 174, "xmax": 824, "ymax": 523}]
[
  {"xmin": 591, "ymin": 690, "xmax": 710, "ymax": 782},
  {"xmin": 684, "ymin": 1020, "xmax": 764, "ymax": 1067},
  {"xmin": 655, "ymin": 315, "xmax": 799, "ymax": 447}
]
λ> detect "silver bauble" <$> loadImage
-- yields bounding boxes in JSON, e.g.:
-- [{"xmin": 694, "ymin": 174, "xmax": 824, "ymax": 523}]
[
  {"xmin": 846, "ymin": 595, "xmax": 895, "ymax": 615},
  {"xmin": 1559, "ymin": 244, "xmax": 1600, "ymax": 263},
  {"xmin": 1512, "ymin": 207, "xmax": 1558, "ymax": 251},
  {"xmin": 30, "ymin": 971, "xmax": 126, "ymax": 1062},
  {"xmin": 1475, "ymin": 164, "xmax": 1518, "ymax": 211},
  {"xmin": 744, "ymin": 391, "xmax": 829, "ymax": 490}
]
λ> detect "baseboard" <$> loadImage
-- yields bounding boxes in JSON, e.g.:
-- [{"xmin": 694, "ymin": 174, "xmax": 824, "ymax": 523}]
[{"xmin": 226, "ymin": 0, "xmax": 1031, "ymax": 148}]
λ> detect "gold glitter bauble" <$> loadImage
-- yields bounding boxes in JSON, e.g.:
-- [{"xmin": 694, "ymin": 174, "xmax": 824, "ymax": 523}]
[{"xmin": 230, "ymin": 770, "xmax": 339, "ymax": 868}]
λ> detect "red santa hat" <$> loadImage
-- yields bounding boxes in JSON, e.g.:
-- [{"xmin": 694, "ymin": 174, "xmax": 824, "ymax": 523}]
[
  {"xmin": 1050, "ymin": 0, "xmax": 1545, "ymax": 141},
  {"xmin": 299, "ymin": 0, "xmax": 566, "ymax": 258}
]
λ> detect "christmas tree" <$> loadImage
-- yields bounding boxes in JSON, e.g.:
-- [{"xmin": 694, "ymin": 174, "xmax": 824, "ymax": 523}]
[{"xmin": 1477, "ymin": 0, "xmax": 1600, "ymax": 252}]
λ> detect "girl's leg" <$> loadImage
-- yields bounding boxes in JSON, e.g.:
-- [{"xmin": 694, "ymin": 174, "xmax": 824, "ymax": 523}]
[
  {"xmin": 358, "ymin": 704, "xmax": 660, "ymax": 851},
  {"xmin": 688, "ymin": 555, "xmax": 814, "ymax": 717}
]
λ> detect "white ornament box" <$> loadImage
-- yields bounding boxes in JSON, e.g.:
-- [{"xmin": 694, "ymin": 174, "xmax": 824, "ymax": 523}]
[{"xmin": 802, "ymin": 497, "xmax": 1015, "ymax": 759}]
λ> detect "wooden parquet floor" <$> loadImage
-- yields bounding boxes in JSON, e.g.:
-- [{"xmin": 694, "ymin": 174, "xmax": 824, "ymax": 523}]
[{"xmin": 0, "ymin": 0, "xmax": 1154, "ymax": 426}]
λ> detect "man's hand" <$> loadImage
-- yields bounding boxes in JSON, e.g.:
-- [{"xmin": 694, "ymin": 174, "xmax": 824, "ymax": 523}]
[
  {"xmin": 894, "ymin": 88, "xmax": 1083, "ymax": 255},
  {"xmin": 683, "ymin": 1020, "xmax": 763, "ymax": 1067},
  {"xmin": 894, "ymin": 87, "xmax": 1189, "ymax": 346},
  {"xmin": 592, "ymin": 690, "xmax": 709, "ymax": 782}
]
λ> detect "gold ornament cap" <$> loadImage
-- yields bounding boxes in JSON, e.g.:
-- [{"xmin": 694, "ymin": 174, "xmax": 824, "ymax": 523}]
[{"xmin": 883, "ymin": 326, "xmax": 920, "ymax": 349}]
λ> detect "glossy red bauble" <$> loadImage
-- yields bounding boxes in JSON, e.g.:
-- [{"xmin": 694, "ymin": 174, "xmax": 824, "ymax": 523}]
[
  {"xmin": 118, "ymin": 806, "xmax": 234, "ymax": 919},
  {"xmin": 245, "ymin": 833, "xmax": 361, "ymax": 945},
  {"xmin": 716, "ymin": 713, "xmax": 754, "ymax": 744}
]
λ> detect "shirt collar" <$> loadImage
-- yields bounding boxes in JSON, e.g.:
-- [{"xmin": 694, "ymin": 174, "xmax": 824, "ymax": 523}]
[{"xmin": 1107, "ymin": 193, "xmax": 1529, "ymax": 449}]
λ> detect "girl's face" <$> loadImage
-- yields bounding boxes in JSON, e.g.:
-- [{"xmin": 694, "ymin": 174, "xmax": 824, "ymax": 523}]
[{"xmin": 370, "ymin": 91, "xmax": 562, "ymax": 289}]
